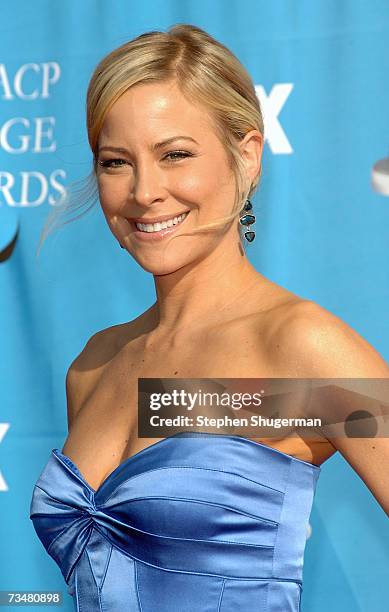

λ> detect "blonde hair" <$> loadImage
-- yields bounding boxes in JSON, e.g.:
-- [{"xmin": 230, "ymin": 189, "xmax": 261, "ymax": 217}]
[{"xmin": 37, "ymin": 24, "xmax": 264, "ymax": 256}]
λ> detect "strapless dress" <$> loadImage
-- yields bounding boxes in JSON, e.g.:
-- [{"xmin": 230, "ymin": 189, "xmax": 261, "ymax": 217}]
[{"xmin": 29, "ymin": 431, "xmax": 321, "ymax": 611}]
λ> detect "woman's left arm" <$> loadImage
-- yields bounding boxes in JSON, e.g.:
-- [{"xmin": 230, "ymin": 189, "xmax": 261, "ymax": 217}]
[{"xmin": 279, "ymin": 300, "xmax": 389, "ymax": 516}]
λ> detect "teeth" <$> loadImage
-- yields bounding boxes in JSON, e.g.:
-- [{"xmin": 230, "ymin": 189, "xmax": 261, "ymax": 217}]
[{"xmin": 136, "ymin": 212, "xmax": 188, "ymax": 233}]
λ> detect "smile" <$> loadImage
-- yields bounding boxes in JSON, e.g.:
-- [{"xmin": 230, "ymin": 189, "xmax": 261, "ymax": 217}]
[
  {"xmin": 131, "ymin": 211, "xmax": 190, "ymax": 242},
  {"xmin": 135, "ymin": 212, "xmax": 189, "ymax": 233}
]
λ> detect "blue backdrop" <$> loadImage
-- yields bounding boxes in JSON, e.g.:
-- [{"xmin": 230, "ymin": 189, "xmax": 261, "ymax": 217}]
[{"xmin": 1, "ymin": 1, "xmax": 388, "ymax": 610}]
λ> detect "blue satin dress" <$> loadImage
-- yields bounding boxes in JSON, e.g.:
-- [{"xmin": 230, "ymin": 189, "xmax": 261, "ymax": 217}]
[{"xmin": 29, "ymin": 431, "xmax": 321, "ymax": 611}]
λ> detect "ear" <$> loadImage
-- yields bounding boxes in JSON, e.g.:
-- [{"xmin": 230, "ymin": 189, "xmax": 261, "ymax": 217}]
[{"xmin": 238, "ymin": 130, "xmax": 264, "ymax": 186}]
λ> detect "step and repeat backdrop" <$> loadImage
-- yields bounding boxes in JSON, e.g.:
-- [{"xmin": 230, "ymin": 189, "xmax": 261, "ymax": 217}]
[{"xmin": 1, "ymin": 1, "xmax": 389, "ymax": 610}]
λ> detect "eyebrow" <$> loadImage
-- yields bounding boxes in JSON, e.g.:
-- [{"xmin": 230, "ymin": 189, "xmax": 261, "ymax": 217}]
[{"xmin": 98, "ymin": 136, "xmax": 199, "ymax": 154}]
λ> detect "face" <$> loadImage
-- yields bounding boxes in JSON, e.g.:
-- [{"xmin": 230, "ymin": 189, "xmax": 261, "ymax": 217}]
[{"xmin": 96, "ymin": 80, "xmax": 249, "ymax": 274}]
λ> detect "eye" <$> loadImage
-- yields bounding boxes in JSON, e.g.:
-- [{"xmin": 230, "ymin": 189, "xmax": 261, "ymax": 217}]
[
  {"xmin": 163, "ymin": 150, "xmax": 193, "ymax": 162},
  {"xmin": 98, "ymin": 158, "xmax": 127, "ymax": 168},
  {"xmin": 98, "ymin": 151, "xmax": 193, "ymax": 169}
]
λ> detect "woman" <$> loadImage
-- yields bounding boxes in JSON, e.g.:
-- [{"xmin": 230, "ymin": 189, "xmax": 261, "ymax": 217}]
[{"xmin": 30, "ymin": 24, "xmax": 389, "ymax": 611}]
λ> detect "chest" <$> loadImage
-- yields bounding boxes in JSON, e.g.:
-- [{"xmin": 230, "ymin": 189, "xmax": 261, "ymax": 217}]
[
  {"xmin": 99, "ymin": 326, "xmax": 278, "ymax": 411},
  {"xmin": 62, "ymin": 320, "xmax": 335, "ymax": 486},
  {"xmin": 66, "ymin": 326, "xmax": 275, "ymax": 454}
]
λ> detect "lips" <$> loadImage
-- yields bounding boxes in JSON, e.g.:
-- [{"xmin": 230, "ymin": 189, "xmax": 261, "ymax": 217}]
[
  {"xmin": 131, "ymin": 211, "xmax": 190, "ymax": 225},
  {"xmin": 130, "ymin": 211, "xmax": 190, "ymax": 242},
  {"xmin": 135, "ymin": 212, "xmax": 188, "ymax": 233}
]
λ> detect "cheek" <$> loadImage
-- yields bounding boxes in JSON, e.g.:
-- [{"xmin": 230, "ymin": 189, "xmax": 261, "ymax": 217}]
[
  {"xmin": 97, "ymin": 178, "xmax": 133, "ymax": 242},
  {"xmin": 185, "ymin": 162, "xmax": 234, "ymax": 217},
  {"xmin": 97, "ymin": 176, "xmax": 129, "ymax": 215},
  {"xmin": 177, "ymin": 162, "xmax": 224, "ymax": 201}
]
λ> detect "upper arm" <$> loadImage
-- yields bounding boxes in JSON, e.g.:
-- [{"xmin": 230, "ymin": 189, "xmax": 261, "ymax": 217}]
[
  {"xmin": 64, "ymin": 329, "xmax": 108, "ymax": 432},
  {"xmin": 65, "ymin": 363, "xmax": 79, "ymax": 433},
  {"xmin": 276, "ymin": 300, "xmax": 389, "ymax": 515}
]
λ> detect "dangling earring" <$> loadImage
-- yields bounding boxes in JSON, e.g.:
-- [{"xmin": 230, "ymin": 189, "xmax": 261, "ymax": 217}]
[{"xmin": 239, "ymin": 199, "xmax": 256, "ymax": 243}]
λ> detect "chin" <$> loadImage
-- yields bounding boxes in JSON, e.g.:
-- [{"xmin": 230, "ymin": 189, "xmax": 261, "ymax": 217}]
[
  {"xmin": 121, "ymin": 244, "xmax": 183, "ymax": 273},
  {"xmin": 136, "ymin": 257, "xmax": 190, "ymax": 276},
  {"xmin": 126, "ymin": 236, "xmax": 206, "ymax": 275}
]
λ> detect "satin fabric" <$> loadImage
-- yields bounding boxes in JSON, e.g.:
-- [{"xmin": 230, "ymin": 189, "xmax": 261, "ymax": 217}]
[{"xmin": 29, "ymin": 431, "xmax": 320, "ymax": 611}]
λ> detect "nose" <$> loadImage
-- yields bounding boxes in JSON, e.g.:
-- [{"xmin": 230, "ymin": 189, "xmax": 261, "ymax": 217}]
[{"xmin": 132, "ymin": 159, "xmax": 167, "ymax": 208}]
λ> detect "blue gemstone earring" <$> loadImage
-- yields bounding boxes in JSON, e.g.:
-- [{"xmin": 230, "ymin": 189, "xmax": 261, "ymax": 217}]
[{"xmin": 239, "ymin": 199, "xmax": 256, "ymax": 243}]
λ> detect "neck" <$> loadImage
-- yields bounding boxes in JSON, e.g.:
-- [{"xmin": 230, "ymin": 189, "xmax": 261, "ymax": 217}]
[{"xmin": 148, "ymin": 235, "xmax": 263, "ymax": 336}]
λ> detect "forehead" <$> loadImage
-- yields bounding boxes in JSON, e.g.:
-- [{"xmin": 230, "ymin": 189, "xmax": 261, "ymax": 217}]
[{"xmin": 99, "ymin": 80, "xmax": 214, "ymax": 142}]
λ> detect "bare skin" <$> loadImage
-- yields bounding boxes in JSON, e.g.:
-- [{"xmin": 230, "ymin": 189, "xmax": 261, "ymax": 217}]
[
  {"xmin": 62, "ymin": 80, "xmax": 389, "ymax": 514},
  {"xmin": 63, "ymin": 287, "xmax": 335, "ymax": 491}
]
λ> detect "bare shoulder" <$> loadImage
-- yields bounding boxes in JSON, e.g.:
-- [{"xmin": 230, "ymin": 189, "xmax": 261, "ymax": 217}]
[
  {"xmin": 271, "ymin": 299, "xmax": 389, "ymax": 515},
  {"xmin": 65, "ymin": 317, "xmax": 144, "ymax": 431},
  {"xmin": 65, "ymin": 326, "xmax": 116, "ymax": 431},
  {"xmin": 268, "ymin": 298, "xmax": 389, "ymax": 377},
  {"xmin": 67, "ymin": 321, "xmax": 131, "ymax": 376}
]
